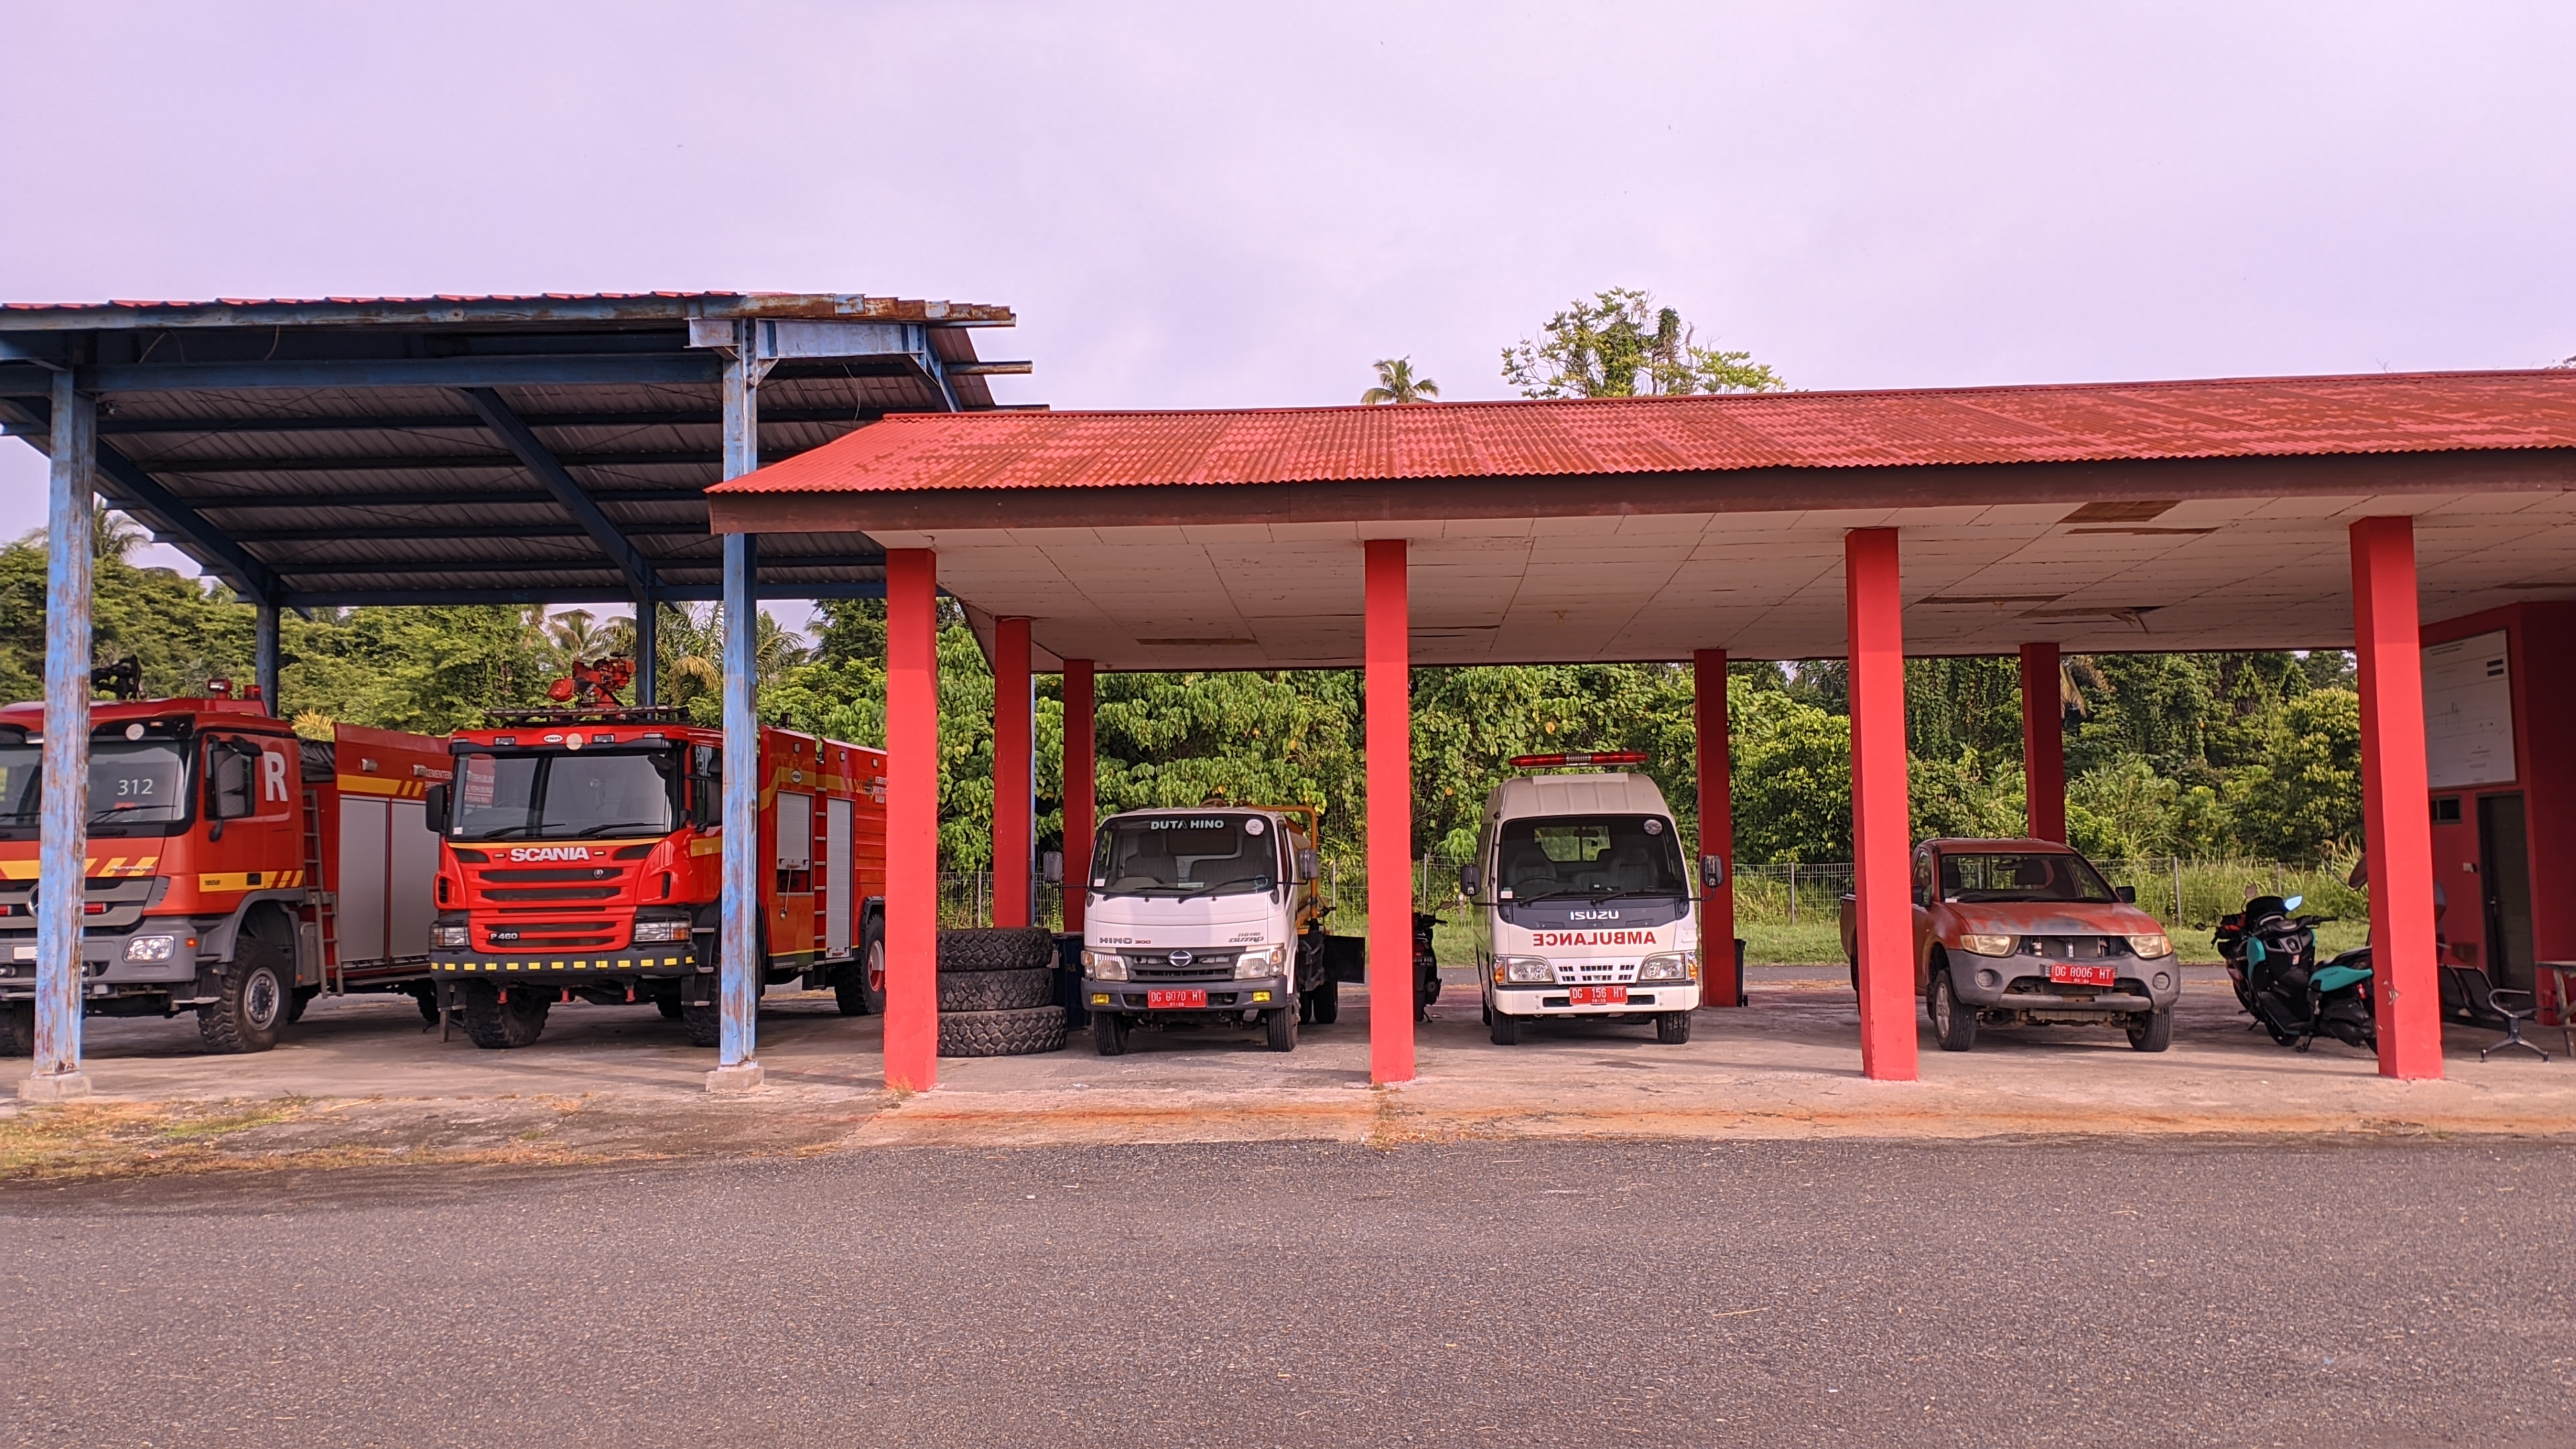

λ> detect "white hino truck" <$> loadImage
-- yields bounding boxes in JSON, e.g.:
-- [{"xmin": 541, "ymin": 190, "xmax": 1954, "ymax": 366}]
[
  {"xmin": 1078, "ymin": 805, "xmax": 1340, "ymax": 1055},
  {"xmin": 1464, "ymin": 753, "xmax": 1703, "ymax": 1046}
]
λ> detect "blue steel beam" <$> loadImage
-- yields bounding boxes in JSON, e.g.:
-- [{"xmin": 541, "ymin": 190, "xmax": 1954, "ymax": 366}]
[
  {"xmin": 255, "ymin": 603, "xmax": 281, "ymax": 715},
  {"xmin": 718, "ymin": 531, "xmax": 760, "ymax": 1077},
  {"xmin": 277, "ymin": 581, "xmax": 889, "ymax": 608},
  {"xmin": 460, "ymin": 388, "xmax": 659, "ymax": 601},
  {"xmin": 0, "ymin": 395, "xmax": 280, "ymax": 604},
  {"xmin": 635, "ymin": 600, "xmax": 659, "ymax": 707},
  {"xmin": 31, "ymin": 370, "xmax": 94, "ymax": 1099}
]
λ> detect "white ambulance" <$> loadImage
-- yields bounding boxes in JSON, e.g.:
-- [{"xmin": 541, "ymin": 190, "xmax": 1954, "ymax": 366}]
[{"xmin": 1464, "ymin": 753, "xmax": 1702, "ymax": 1045}]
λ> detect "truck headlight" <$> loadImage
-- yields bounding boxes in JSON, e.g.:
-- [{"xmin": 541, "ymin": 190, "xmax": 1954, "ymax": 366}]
[
  {"xmin": 1083, "ymin": 949, "xmax": 1129, "ymax": 981},
  {"xmin": 1234, "ymin": 944, "xmax": 1284, "ymax": 977},
  {"xmin": 430, "ymin": 923, "xmax": 470, "ymax": 949},
  {"xmin": 1959, "ymin": 934, "xmax": 2017, "ymax": 957},
  {"xmin": 2127, "ymin": 933, "xmax": 2173, "ymax": 959},
  {"xmin": 1495, "ymin": 956, "xmax": 1554, "ymax": 984},
  {"xmin": 124, "ymin": 934, "xmax": 177, "ymax": 963},
  {"xmin": 631, "ymin": 918, "xmax": 690, "ymax": 944},
  {"xmin": 1638, "ymin": 951, "xmax": 1694, "ymax": 981}
]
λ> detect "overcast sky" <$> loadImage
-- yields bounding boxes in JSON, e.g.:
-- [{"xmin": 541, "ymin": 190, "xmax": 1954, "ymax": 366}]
[{"xmin": 4, "ymin": 1, "xmax": 2571, "ymax": 631}]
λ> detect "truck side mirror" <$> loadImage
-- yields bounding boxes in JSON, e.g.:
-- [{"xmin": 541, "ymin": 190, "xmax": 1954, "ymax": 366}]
[
  {"xmin": 2115, "ymin": 884, "xmax": 2137, "ymax": 904},
  {"xmin": 425, "ymin": 784, "xmax": 451, "ymax": 835},
  {"xmin": 1041, "ymin": 851, "xmax": 1064, "ymax": 885},
  {"xmin": 209, "ymin": 741, "xmax": 258, "ymax": 820},
  {"xmin": 1700, "ymin": 855, "xmax": 1725, "ymax": 890},
  {"xmin": 1458, "ymin": 863, "xmax": 1483, "ymax": 898},
  {"xmin": 1295, "ymin": 847, "xmax": 1320, "ymax": 882}
]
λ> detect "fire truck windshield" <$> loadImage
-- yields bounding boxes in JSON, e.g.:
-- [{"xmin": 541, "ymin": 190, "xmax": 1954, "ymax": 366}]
[
  {"xmin": 0, "ymin": 740, "xmax": 193, "ymax": 839},
  {"xmin": 449, "ymin": 747, "xmax": 678, "ymax": 841}
]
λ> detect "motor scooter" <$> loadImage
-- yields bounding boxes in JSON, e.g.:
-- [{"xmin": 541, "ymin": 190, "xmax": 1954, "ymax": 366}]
[{"xmin": 2216, "ymin": 893, "xmax": 2375, "ymax": 1051}]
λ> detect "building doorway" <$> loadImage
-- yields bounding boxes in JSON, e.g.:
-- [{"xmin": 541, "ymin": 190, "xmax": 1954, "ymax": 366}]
[{"xmin": 2477, "ymin": 793, "xmax": 2535, "ymax": 992}]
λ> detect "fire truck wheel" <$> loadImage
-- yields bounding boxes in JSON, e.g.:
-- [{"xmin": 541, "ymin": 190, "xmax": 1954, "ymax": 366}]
[
  {"xmin": 460, "ymin": 981, "xmax": 549, "ymax": 1050},
  {"xmin": 198, "ymin": 932, "xmax": 291, "ymax": 1054},
  {"xmin": 936, "ymin": 927, "xmax": 1057, "ymax": 974},
  {"xmin": 937, "ymin": 967, "xmax": 1054, "ymax": 1013},
  {"xmin": 681, "ymin": 1001, "xmax": 723, "ymax": 1048},
  {"xmin": 1264, "ymin": 1006, "xmax": 1297, "ymax": 1053},
  {"xmin": 2, "ymin": 1001, "xmax": 31, "ymax": 1056},
  {"xmin": 937, "ymin": 1004, "xmax": 1067, "ymax": 1057},
  {"xmin": 285, "ymin": 984, "xmax": 319, "ymax": 1026},
  {"xmin": 409, "ymin": 982, "xmax": 442, "ymax": 1025},
  {"xmin": 835, "ymin": 924, "xmax": 888, "ymax": 1016},
  {"xmin": 657, "ymin": 995, "xmax": 684, "ymax": 1021}
]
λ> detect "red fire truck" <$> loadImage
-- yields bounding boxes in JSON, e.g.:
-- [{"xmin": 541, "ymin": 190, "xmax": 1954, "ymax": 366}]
[
  {"xmin": 0, "ymin": 694, "xmax": 451, "ymax": 1054},
  {"xmin": 425, "ymin": 706, "xmax": 888, "ymax": 1049}
]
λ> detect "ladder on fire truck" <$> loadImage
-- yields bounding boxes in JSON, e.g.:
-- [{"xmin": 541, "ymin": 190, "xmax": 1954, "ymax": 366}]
[{"xmin": 300, "ymin": 786, "xmax": 343, "ymax": 996}]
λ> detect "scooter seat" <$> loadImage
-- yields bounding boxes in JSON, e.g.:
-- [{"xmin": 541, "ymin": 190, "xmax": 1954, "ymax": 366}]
[{"xmin": 2312, "ymin": 963, "xmax": 2373, "ymax": 994}]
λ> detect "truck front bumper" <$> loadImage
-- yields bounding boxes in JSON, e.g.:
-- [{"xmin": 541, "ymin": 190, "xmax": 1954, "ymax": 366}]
[
  {"xmin": 1949, "ymin": 955, "xmax": 2182, "ymax": 1018},
  {"xmin": 1490, "ymin": 981, "xmax": 1701, "ymax": 1017},
  {"xmin": 1083, "ymin": 975, "xmax": 1291, "ymax": 1016},
  {"xmin": 432, "ymin": 948, "xmax": 700, "ymax": 979},
  {"xmin": 0, "ymin": 924, "xmax": 208, "ymax": 1004}
]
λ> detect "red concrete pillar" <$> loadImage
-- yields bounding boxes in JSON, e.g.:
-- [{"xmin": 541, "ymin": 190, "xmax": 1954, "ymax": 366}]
[
  {"xmin": 2020, "ymin": 641, "xmax": 2065, "ymax": 843},
  {"xmin": 1365, "ymin": 538, "xmax": 1416, "ymax": 1083},
  {"xmin": 1694, "ymin": 649, "xmax": 1738, "ymax": 1007},
  {"xmin": 991, "ymin": 617, "xmax": 1033, "ymax": 928},
  {"xmin": 1062, "ymin": 659, "xmax": 1095, "ymax": 933},
  {"xmin": 884, "ymin": 549, "xmax": 941, "ymax": 1091},
  {"xmin": 1845, "ymin": 529, "xmax": 1918, "ymax": 1082},
  {"xmin": 2351, "ymin": 517, "xmax": 2444, "ymax": 1080}
]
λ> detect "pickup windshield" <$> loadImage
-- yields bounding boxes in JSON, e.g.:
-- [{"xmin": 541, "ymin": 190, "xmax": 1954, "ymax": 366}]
[
  {"xmin": 1093, "ymin": 814, "xmax": 1278, "ymax": 898},
  {"xmin": 449, "ymin": 747, "xmax": 678, "ymax": 841},
  {"xmin": 1494, "ymin": 814, "xmax": 1686, "ymax": 900},
  {"xmin": 1940, "ymin": 851, "xmax": 2116, "ymax": 904},
  {"xmin": 0, "ymin": 740, "xmax": 193, "ymax": 838}
]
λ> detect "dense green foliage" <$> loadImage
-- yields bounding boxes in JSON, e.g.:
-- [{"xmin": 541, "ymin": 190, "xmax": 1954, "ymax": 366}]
[
  {"xmin": 1502, "ymin": 287, "xmax": 1784, "ymax": 398},
  {"xmin": 7, "ymin": 522, "xmax": 2367, "ymax": 873}
]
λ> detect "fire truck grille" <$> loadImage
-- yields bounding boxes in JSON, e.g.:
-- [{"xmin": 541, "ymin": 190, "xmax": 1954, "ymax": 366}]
[
  {"xmin": 480, "ymin": 867, "xmax": 625, "ymax": 883},
  {"xmin": 484, "ymin": 887, "xmax": 622, "ymax": 902}
]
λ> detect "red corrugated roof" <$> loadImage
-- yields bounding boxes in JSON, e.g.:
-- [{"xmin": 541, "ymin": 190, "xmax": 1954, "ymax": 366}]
[{"xmin": 708, "ymin": 369, "xmax": 2576, "ymax": 495}]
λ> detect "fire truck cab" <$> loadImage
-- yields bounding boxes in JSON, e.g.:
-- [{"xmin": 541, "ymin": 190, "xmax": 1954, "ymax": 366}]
[
  {"xmin": 0, "ymin": 697, "xmax": 449, "ymax": 1054},
  {"xmin": 425, "ymin": 707, "xmax": 887, "ymax": 1050}
]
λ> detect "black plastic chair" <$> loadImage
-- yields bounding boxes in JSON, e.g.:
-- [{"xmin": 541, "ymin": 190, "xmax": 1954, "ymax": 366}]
[{"xmin": 2447, "ymin": 965, "xmax": 2548, "ymax": 1063}]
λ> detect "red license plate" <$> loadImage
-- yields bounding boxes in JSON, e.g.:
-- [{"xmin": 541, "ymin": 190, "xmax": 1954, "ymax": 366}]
[
  {"xmin": 1565, "ymin": 985, "xmax": 1629, "ymax": 1006},
  {"xmin": 2047, "ymin": 963, "xmax": 2116, "ymax": 989},
  {"xmin": 1145, "ymin": 989, "xmax": 1207, "ymax": 1010}
]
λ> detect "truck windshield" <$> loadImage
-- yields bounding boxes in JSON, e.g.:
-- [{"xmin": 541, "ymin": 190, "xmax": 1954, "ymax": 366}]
[
  {"xmin": 1093, "ymin": 814, "xmax": 1277, "ymax": 898},
  {"xmin": 0, "ymin": 740, "xmax": 193, "ymax": 838},
  {"xmin": 449, "ymin": 748, "xmax": 677, "ymax": 841},
  {"xmin": 1495, "ymin": 814, "xmax": 1686, "ymax": 900},
  {"xmin": 1939, "ymin": 851, "xmax": 2116, "ymax": 904}
]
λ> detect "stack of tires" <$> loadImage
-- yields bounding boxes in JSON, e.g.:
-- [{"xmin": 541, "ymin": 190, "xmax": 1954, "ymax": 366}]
[{"xmin": 937, "ymin": 927, "xmax": 1068, "ymax": 1057}]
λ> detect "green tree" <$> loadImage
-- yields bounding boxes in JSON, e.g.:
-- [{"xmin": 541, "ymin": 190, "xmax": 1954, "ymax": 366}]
[
  {"xmin": 1360, "ymin": 357, "xmax": 1440, "ymax": 405},
  {"xmin": 1502, "ymin": 287, "xmax": 1782, "ymax": 398}
]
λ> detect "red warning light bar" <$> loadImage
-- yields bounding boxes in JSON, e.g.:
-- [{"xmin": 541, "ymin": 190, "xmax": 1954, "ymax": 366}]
[{"xmin": 1509, "ymin": 751, "xmax": 1648, "ymax": 769}]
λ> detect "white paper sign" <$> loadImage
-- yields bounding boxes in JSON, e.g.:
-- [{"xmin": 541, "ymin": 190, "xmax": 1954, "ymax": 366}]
[{"xmin": 2423, "ymin": 630, "xmax": 2515, "ymax": 790}]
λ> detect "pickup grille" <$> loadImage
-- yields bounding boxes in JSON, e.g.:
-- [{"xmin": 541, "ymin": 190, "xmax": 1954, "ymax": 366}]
[{"xmin": 2021, "ymin": 935, "xmax": 2123, "ymax": 959}]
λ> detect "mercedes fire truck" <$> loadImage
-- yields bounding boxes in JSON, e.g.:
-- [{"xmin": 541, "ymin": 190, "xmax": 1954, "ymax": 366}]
[
  {"xmin": 426, "ymin": 706, "xmax": 888, "ymax": 1050},
  {"xmin": 0, "ymin": 692, "xmax": 450, "ymax": 1054}
]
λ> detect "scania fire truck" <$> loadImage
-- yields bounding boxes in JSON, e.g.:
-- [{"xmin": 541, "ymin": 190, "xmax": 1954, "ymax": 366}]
[
  {"xmin": 425, "ymin": 706, "xmax": 887, "ymax": 1050},
  {"xmin": 0, "ymin": 690, "xmax": 450, "ymax": 1054}
]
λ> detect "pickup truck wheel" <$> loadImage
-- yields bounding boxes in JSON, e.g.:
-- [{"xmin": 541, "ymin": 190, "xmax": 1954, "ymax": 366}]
[
  {"xmin": 197, "ymin": 933, "xmax": 290, "ymax": 1054},
  {"xmin": 1309, "ymin": 975, "xmax": 1339, "ymax": 1024},
  {"xmin": 461, "ymin": 982, "xmax": 550, "ymax": 1049},
  {"xmin": 1930, "ymin": 969, "xmax": 1976, "ymax": 1052},
  {"xmin": 1489, "ymin": 1010, "xmax": 1521, "ymax": 1046},
  {"xmin": 1656, "ymin": 1010, "xmax": 1692, "ymax": 1044},
  {"xmin": 1265, "ymin": 1006, "xmax": 1297, "ymax": 1053},
  {"xmin": 1093, "ymin": 1010, "xmax": 1129, "ymax": 1056},
  {"xmin": 2127, "ymin": 1006, "xmax": 2174, "ymax": 1052},
  {"xmin": 2, "ymin": 1001, "xmax": 31, "ymax": 1056}
]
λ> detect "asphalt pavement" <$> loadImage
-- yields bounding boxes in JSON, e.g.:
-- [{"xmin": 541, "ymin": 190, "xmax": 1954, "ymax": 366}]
[{"xmin": 6, "ymin": 1138, "xmax": 2573, "ymax": 1447}]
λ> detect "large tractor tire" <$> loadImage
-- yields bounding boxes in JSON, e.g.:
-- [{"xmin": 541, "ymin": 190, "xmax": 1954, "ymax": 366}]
[
  {"xmin": 938, "ymin": 967, "xmax": 1055, "ymax": 1013},
  {"xmin": 198, "ymin": 919, "xmax": 293, "ymax": 1054},
  {"xmin": 938, "ymin": 1004, "xmax": 1067, "ymax": 1058},
  {"xmin": 936, "ymin": 928, "xmax": 1057, "ymax": 974},
  {"xmin": 461, "ymin": 981, "xmax": 551, "ymax": 1050}
]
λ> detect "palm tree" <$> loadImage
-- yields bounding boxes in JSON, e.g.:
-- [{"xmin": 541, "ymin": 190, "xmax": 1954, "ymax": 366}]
[
  {"xmin": 543, "ymin": 608, "xmax": 616, "ymax": 673},
  {"xmin": 1360, "ymin": 357, "xmax": 1440, "ymax": 405}
]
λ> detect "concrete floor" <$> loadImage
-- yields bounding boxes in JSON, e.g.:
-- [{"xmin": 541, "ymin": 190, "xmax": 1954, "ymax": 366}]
[{"xmin": 7, "ymin": 965, "xmax": 2572, "ymax": 1163}]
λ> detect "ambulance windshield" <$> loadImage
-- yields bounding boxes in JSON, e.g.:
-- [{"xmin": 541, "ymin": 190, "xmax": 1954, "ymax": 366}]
[
  {"xmin": 1093, "ymin": 814, "xmax": 1278, "ymax": 898},
  {"xmin": 450, "ymin": 747, "xmax": 677, "ymax": 841},
  {"xmin": 1493, "ymin": 814, "xmax": 1686, "ymax": 901}
]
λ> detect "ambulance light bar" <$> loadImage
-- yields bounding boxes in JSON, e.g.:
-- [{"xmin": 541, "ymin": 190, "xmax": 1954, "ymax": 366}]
[{"xmin": 1509, "ymin": 751, "xmax": 1647, "ymax": 768}]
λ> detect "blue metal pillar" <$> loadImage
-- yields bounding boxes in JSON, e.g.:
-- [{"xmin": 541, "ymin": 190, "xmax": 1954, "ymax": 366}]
[
  {"xmin": 634, "ymin": 597, "xmax": 658, "ymax": 707},
  {"xmin": 255, "ymin": 602, "xmax": 281, "ymax": 715},
  {"xmin": 29, "ymin": 369, "xmax": 95, "ymax": 1100},
  {"xmin": 708, "ymin": 321, "xmax": 769, "ymax": 1092}
]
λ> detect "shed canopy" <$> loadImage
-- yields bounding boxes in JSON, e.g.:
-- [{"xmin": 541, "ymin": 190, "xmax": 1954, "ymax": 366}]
[
  {"xmin": 0, "ymin": 292, "xmax": 1026, "ymax": 606},
  {"xmin": 707, "ymin": 370, "xmax": 2576, "ymax": 668}
]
